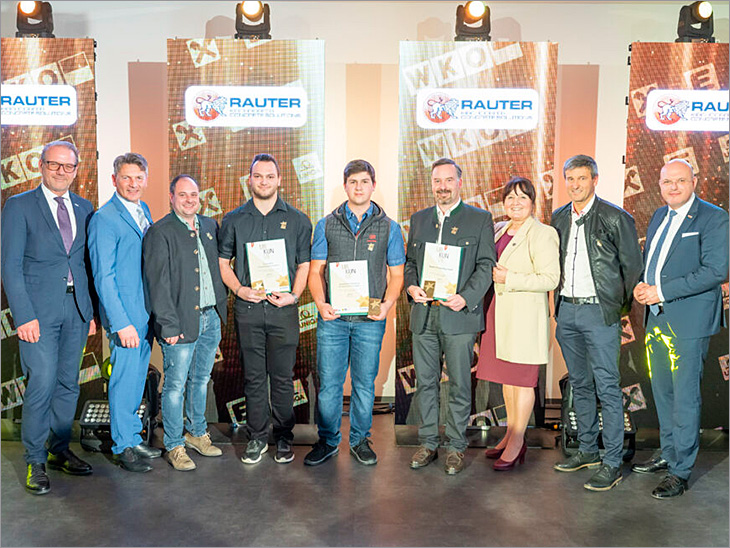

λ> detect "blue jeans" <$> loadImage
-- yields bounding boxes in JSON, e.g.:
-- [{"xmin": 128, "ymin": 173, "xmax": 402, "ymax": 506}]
[
  {"xmin": 316, "ymin": 316, "xmax": 386, "ymax": 447},
  {"xmin": 160, "ymin": 309, "xmax": 221, "ymax": 450}
]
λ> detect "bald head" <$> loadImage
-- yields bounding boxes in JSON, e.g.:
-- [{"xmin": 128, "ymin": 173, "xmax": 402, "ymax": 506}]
[{"xmin": 659, "ymin": 159, "xmax": 697, "ymax": 210}]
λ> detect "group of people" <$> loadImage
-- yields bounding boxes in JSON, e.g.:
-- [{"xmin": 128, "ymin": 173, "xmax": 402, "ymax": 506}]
[{"xmin": 2, "ymin": 140, "xmax": 726, "ymax": 503}]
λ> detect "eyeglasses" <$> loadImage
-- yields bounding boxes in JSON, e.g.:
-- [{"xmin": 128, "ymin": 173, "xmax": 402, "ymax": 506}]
[{"xmin": 44, "ymin": 160, "xmax": 78, "ymax": 173}]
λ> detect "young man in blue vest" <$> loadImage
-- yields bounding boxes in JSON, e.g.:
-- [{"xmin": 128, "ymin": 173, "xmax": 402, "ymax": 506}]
[{"xmin": 305, "ymin": 159, "xmax": 405, "ymax": 466}]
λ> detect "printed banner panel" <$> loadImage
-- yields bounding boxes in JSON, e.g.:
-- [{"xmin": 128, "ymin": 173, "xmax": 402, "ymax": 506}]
[
  {"xmin": 1, "ymin": 38, "xmax": 101, "ymax": 420},
  {"xmin": 623, "ymin": 42, "xmax": 729, "ymax": 428},
  {"xmin": 395, "ymin": 41, "xmax": 558, "ymax": 427},
  {"xmin": 168, "ymin": 39, "xmax": 325, "ymax": 423}
]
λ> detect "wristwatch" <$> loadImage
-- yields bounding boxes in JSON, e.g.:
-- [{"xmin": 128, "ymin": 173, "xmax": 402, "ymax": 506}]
[{"xmin": 293, "ymin": 294, "xmax": 300, "ymax": 304}]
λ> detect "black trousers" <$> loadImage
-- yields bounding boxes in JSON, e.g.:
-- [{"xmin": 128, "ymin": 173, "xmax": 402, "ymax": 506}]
[{"xmin": 235, "ymin": 301, "xmax": 299, "ymax": 442}]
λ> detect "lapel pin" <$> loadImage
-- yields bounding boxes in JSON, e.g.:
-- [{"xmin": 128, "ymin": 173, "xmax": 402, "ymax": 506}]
[
  {"xmin": 451, "ymin": 227, "xmax": 459, "ymax": 235},
  {"xmin": 206, "ymin": 232, "xmax": 213, "ymax": 240},
  {"xmin": 280, "ymin": 221, "xmax": 287, "ymax": 229}
]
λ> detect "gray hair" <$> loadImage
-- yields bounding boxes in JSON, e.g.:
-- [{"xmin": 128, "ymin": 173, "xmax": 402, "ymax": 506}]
[
  {"xmin": 113, "ymin": 152, "xmax": 148, "ymax": 176},
  {"xmin": 41, "ymin": 140, "xmax": 79, "ymax": 164},
  {"xmin": 563, "ymin": 154, "xmax": 598, "ymax": 179}
]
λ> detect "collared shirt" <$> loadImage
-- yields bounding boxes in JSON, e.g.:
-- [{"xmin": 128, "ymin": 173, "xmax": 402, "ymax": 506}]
[
  {"xmin": 560, "ymin": 194, "xmax": 598, "ymax": 298},
  {"xmin": 41, "ymin": 183, "xmax": 77, "ymax": 240},
  {"xmin": 116, "ymin": 192, "xmax": 149, "ymax": 232},
  {"xmin": 174, "ymin": 211, "xmax": 217, "ymax": 308},
  {"xmin": 219, "ymin": 196, "xmax": 312, "ymax": 288},
  {"xmin": 436, "ymin": 199, "xmax": 462, "ymax": 244},
  {"xmin": 645, "ymin": 193, "xmax": 696, "ymax": 303},
  {"xmin": 311, "ymin": 203, "xmax": 406, "ymax": 266}
]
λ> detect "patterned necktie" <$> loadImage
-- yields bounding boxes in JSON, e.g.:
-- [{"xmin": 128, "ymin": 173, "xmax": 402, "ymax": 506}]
[
  {"xmin": 135, "ymin": 205, "xmax": 150, "ymax": 234},
  {"xmin": 55, "ymin": 196, "xmax": 74, "ymax": 284},
  {"xmin": 646, "ymin": 209, "xmax": 677, "ymax": 315}
]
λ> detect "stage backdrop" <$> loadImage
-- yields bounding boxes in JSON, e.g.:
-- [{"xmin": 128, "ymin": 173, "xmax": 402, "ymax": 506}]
[
  {"xmin": 395, "ymin": 41, "xmax": 558, "ymax": 430},
  {"xmin": 1, "ymin": 38, "xmax": 101, "ymax": 422},
  {"xmin": 622, "ymin": 41, "xmax": 729, "ymax": 429},
  {"xmin": 167, "ymin": 38, "xmax": 324, "ymax": 425}
]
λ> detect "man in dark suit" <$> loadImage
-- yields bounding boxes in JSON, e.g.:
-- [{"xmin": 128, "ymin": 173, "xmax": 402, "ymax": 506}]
[
  {"xmin": 143, "ymin": 175, "xmax": 228, "ymax": 471},
  {"xmin": 405, "ymin": 157, "xmax": 496, "ymax": 474},
  {"xmin": 1, "ymin": 141, "xmax": 96, "ymax": 494},
  {"xmin": 633, "ymin": 159, "xmax": 728, "ymax": 499},
  {"xmin": 88, "ymin": 153, "xmax": 161, "ymax": 473}
]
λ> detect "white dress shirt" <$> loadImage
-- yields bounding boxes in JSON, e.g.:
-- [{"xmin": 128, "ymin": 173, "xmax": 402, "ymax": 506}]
[
  {"xmin": 560, "ymin": 194, "xmax": 597, "ymax": 298},
  {"xmin": 436, "ymin": 199, "xmax": 462, "ymax": 244},
  {"xmin": 116, "ymin": 192, "xmax": 149, "ymax": 232},
  {"xmin": 41, "ymin": 183, "xmax": 77, "ymax": 240},
  {"xmin": 645, "ymin": 193, "xmax": 696, "ymax": 303}
]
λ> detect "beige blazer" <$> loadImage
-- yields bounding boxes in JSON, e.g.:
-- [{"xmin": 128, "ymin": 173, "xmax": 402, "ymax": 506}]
[{"xmin": 493, "ymin": 216, "xmax": 560, "ymax": 364}]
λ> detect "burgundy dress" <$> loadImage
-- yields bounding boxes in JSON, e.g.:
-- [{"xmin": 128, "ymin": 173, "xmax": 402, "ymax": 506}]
[{"xmin": 476, "ymin": 232, "xmax": 540, "ymax": 388}]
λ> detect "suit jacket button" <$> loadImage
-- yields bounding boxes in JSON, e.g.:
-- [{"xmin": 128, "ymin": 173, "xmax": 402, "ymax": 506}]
[
  {"xmin": 195, "ymin": 267, "xmax": 200, "ymax": 273},
  {"xmin": 193, "ymin": 249, "xmax": 199, "ymax": 254},
  {"xmin": 195, "ymin": 286, "xmax": 200, "ymax": 291},
  {"xmin": 190, "ymin": 233, "xmax": 195, "ymax": 237},
  {"xmin": 194, "ymin": 305, "xmax": 199, "ymax": 310}
]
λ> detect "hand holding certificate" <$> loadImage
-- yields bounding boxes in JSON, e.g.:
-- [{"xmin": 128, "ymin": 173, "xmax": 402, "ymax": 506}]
[
  {"xmin": 247, "ymin": 238, "xmax": 291, "ymax": 294},
  {"xmin": 329, "ymin": 260, "xmax": 370, "ymax": 316},
  {"xmin": 420, "ymin": 242, "xmax": 462, "ymax": 301}
]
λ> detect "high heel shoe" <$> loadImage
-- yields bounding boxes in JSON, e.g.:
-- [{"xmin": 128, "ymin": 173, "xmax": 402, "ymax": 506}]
[
  {"xmin": 484, "ymin": 447, "xmax": 504, "ymax": 459},
  {"xmin": 493, "ymin": 441, "xmax": 527, "ymax": 471}
]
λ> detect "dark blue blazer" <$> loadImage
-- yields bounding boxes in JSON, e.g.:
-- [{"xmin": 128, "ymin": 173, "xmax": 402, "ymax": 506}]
[
  {"xmin": 643, "ymin": 196, "xmax": 729, "ymax": 339},
  {"xmin": 1, "ymin": 185, "xmax": 95, "ymax": 326}
]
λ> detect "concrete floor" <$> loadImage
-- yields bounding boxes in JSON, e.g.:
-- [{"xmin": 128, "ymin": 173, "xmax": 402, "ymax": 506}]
[{"xmin": 2, "ymin": 415, "xmax": 728, "ymax": 547}]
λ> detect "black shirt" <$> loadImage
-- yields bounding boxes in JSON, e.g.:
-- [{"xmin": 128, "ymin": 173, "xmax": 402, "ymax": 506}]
[{"xmin": 218, "ymin": 197, "xmax": 312, "ymax": 288}]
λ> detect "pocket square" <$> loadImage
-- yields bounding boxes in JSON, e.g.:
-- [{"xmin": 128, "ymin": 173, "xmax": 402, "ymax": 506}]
[{"xmin": 681, "ymin": 232, "xmax": 699, "ymax": 238}]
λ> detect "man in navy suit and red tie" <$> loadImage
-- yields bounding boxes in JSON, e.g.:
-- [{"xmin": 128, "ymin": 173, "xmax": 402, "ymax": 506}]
[
  {"xmin": 1, "ymin": 141, "xmax": 96, "ymax": 494},
  {"xmin": 633, "ymin": 159, "xmax": 729, "ymax": 499}
]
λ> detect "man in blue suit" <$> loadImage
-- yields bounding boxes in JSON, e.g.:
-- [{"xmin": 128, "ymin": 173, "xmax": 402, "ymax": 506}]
[
  {"xmin": 633, "ymin": 159, "xmax": 729, "ymax": 499},
  {"xmin": 88, "ymin": 152, "xmax": 161, "ymax": 473},
  {"xmin": 1, "ymin": 141, "xmax": 96, "ymax": 494}
]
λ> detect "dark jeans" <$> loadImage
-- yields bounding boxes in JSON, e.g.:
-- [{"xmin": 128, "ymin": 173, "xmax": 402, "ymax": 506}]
[
  {"xmin": 18, "ymin": 292, "xmax": 88, "ymax": 464},
  {"xmin": 235, "ymin": 301, "xmax": 298, "ymax": 443},
  {"xmin": 646, "ymin": 314, "xmax": 709, "ymax": 480},
  {"xmin": 556, "ymin": 301, "xmax": 624, "ymax": 467}
]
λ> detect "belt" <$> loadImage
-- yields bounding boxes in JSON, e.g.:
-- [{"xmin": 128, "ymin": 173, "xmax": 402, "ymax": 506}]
[
  {"xmin": 66, "ymin": 286, "xmax": 75, "ymax": 294},
  {"xmin": 561, "ymin": 296, "xmax": 599, "ymax": 305},
  {"xmin": 424, "ymin": 300, "xmax": 441, "ymax": 306},
  {"xmin": 199, "ymin": 305, "xmax": 215, "ymax": 313}
]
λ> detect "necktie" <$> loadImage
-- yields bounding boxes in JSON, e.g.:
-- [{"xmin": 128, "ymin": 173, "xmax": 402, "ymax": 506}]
[
  {"xmin": 55, "ymin": 196, "xmax": 74, "ymax": 284},
  {"xmin": 646, "ymin": 209, "xmax": 677, "ymax": 315},
  {"xmin": 135, "ymin": 205, "xmax": 150, "ymax": 234}
]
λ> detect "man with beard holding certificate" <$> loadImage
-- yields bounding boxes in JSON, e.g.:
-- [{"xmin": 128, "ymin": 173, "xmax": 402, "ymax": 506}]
[
  {"xmin": 406, "ymin": 158, "xmax": 495, "ymax": 475},
  {"xmin": 219, "ymin": 154, "xmax": 312, "ymax": 465},
  {"xmin": 305, "ymin": 159, "xmax": 405, "ymax": 466}
]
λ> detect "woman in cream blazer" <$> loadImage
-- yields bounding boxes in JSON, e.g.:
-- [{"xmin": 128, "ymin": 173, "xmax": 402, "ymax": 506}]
[{"xmin": 476, "ymin": 177, "xmax": 560, "ymax": 470}]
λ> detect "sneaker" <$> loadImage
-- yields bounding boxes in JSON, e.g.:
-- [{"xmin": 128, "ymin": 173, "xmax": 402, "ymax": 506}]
[
  {"xmin": 584, "ymin": 463, "xmax": 623, "ymax": 491},
  {"xmin": 185, "ymin": 432, "xmax": 222, "ymax": 457},
  {"xmin": 167, "ymin": 446, "xmax": 196, "ymax": 471},
  {"xmin": 444, "ymin": 450, "xmax": 465, "ymax": 475},
  {"xmin": 350, "ymin": 438, "xmax": 377, "ymax": 465},
  {"xmin": 303, "ymin": 440, "xmax": 339, "ymax": 466},
  {"xmin": 241, "ymin": 439, "xmax": 268, "ymax": 464},
  {"xmin": 410, "ymin": 446, "xmax": 438, "ymax": 469},
  {"xmin": 274, "ymin": 439, "xmax": 295, "ymax": 464},
  {"xmin": 554, "ymin": 451, "xmax": 601, "ymax": 472}
]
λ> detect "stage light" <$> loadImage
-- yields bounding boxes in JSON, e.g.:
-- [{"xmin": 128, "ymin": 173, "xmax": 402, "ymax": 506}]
[
  {"xmin": 455, "ymin": 2, "xmax": 491, "ymax": 42},
  {"xmin": 676, "ymin": 1, "xmax": 715, "ymax": 43},
  {"xmin": 16, "ymin": 1, "xmax": 54, "ymax": 38},
  {"xmin": 235, "ymin": 1, "xmax": 271, "ymax": 40}
]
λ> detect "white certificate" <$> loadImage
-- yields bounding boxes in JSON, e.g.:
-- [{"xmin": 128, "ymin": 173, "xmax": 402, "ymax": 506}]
[
  {"xmin": 329, "ymin": 260, "xmax": 369, "ymax": 316},
  {"xmin": 246, "ymin": 238, "xmax": 290, "ymax": 294},
  {"xmin": 421, "ymin": 242, "xmax": 462, "ymax": 300}
]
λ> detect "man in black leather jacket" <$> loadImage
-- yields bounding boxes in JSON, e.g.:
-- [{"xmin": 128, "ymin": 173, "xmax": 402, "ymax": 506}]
[{"xmin": 550, "ymin": 154, "xmax": 642, "ymax": 492}]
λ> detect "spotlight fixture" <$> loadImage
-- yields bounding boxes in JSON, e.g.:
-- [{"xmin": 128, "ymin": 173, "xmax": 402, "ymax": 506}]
[
  {"xmin": 235, "ymin": 1, "xmax": 271, "ymax": 40},
  {"xmin": 676, "ymin": 1, "xmax": 715, "ymax": 43},
  {"xmin": 455, "ymin": 1, "xmax": 490, "ymax": 42},
  {"xmin": 16, "ymin": 1, "xmax": 54, "ymax": 37}
]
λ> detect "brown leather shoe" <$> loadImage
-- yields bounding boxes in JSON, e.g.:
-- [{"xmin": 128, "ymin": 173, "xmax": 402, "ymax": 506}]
[
  {"xmin": 444, "ymin": 450, "xmax": 465, "ymax": 475},
  {"xmin": 410, "ymin": 446, "xmax": 438, "ymax": 469}
]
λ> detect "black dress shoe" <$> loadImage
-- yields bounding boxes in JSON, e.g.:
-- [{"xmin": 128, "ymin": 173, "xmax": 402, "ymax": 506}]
[
  {"xmin": 632, "ymin": 454, "xmax": 668, "ymax": 474},
  {"xmin": 131, "ymin": 443, "xmax": 162, "ymax": 459},
  {"xmin": 652, "ymin": 474, "xmax": 688, "ymax": 499},
  {"xmin": 47, "ymin": 449, "xmax": 93, "ymax": 476},
  {"xmin": 26, "ymin": 463, "xmax": 50, "ymax": 495},
  {"xmin": 116, "ymin": 447, "xmax": 153, "ymax": 473}
]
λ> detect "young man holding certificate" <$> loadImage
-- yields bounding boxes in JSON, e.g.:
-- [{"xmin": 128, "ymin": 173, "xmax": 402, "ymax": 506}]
[
  {"xmin": 405, "ymin": 158, "xmax": 496, "ymax": 475},
  {"xmin": 218, "ymin": 154, "xmax": 312, "ymax": 465},
  {"xmin": 305, "ymin": 159, "xmax": 405, "ymax": 466}
]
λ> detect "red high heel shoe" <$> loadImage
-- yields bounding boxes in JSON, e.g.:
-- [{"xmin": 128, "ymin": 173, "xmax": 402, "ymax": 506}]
[
  {"xmin": 493, "ymin": 441, "xmax": 527, "ymax": 471},
  {"xmin": 484, "ymin": 447, "xmax": 504, "ymax": 459}
]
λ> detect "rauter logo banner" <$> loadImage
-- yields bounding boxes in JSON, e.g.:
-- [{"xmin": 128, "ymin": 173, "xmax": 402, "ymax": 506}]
[
  {"xmin": 416, "ymin": 87, "xmax": 539, "ymax": 130},
  {"xmin": 1, "ymin": 84, "xmax": 78, "ymax": 126},
  {"xmin": 645, "ymin": 89, "xmax": 729, "ymax": 131},
  {"xmin": 184, "ymin": 85, "xmax": 307, "ymax": 128}
]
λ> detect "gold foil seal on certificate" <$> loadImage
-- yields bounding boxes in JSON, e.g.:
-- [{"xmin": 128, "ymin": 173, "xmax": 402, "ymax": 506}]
[
  {"xmin": 251, "ymin": 280, "xmax": 265, "ymax": 292},
  {"xmin": 368, "ymin": 298, "xmax": 382, "ymax": 316},
  {"xmin": 423, "ymin": 280, "xmax": 436, "ymax": 299}
]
